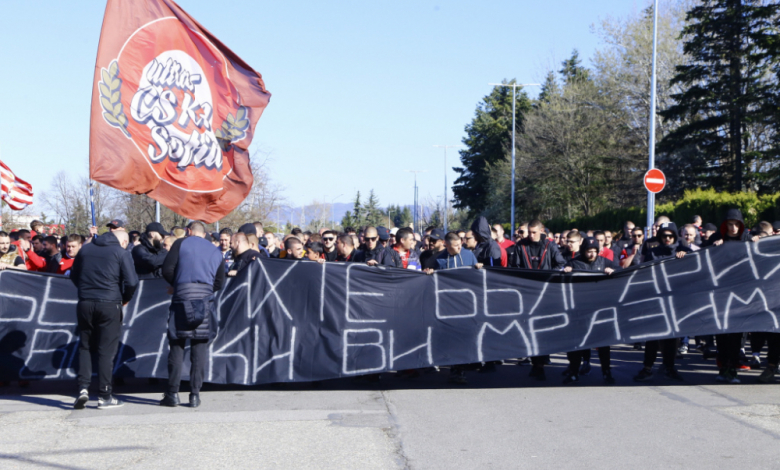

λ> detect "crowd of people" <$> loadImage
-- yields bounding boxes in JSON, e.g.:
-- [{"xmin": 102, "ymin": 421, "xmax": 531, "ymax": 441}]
[{"xmin": 0, "ymin": 208, "xmax": 778, "ymax": 406}]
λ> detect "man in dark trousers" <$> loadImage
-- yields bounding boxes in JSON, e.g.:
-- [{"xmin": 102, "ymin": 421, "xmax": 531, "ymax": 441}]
[
  {"xmin": 161, "ymin": 221, "xmax": 226, "ymax": 408},
  {"xmin": 703, "ymin": 208, "xmax": 759, "ymax": 384},
  {"xmin": 507, "ymin": 219, "xmax": 566, "ymax": 381},
  {"xmin": 70, "ymin": 230, "xmax": 138, "ymax": 410},
  {"xmin": 563, "ymin": 238, "xmax": 617, "ymax": 385},
  {"xmin": 633, "ymin": 222, "xmax": 689, "ymax": 383}
]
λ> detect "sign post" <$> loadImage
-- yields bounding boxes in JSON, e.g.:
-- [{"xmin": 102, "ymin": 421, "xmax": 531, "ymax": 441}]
[{"xmin": 644, "ymin": 168, "xmax": 666, "ymax": 194}]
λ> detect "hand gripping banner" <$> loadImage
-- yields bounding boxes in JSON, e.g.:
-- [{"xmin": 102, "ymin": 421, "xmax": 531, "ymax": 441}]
[
  {"xmin": 89, "ymin": 0, "xmax": 271, "ymax": 222},
  {"xmin": 2, "ymin": 239, "xmax": 780, "ymax": 383}
]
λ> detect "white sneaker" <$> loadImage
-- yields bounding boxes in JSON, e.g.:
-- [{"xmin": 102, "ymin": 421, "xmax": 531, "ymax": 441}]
[
  {"xmin": 97, "ymin": 396, "xmax": 124, "ymax": 410},
  {"xmin": 73, "ymin": 389, "xmax": 89, "ymax": 410}
]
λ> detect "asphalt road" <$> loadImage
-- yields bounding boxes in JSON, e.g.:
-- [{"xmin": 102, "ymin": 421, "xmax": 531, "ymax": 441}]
[{"xmin": 1, "ymin": 345, "xmax": 779, "ymax": 469}]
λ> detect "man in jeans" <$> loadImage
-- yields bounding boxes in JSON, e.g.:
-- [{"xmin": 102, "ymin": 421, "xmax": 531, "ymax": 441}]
[{"xmin": 70, "ymin": 230, "xmax": 138, "ymax": 409}]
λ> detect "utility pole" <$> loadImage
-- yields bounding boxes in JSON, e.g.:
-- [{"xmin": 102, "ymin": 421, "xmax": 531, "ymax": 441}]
[{"xmin": 488, "ymin": 81, "xmax": 540, "ymax": 239}]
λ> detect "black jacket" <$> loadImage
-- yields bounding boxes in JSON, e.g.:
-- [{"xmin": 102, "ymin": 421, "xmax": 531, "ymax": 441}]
[
  {"xmin": 70, "ymin": 232, "xmax": 139, "ymax": 303},
  {"xmin": 566, "ymin": 255, "xmax": 614, "ymax": 273},
  {"xmin": 644, "ymin": 241, "xmax": 691, "ymax": 262},
  {"xmin": 353, "ymin": 246, "xmax": 400, "ymax": 267},
  {"xmin": 471, "ymin": 217, "xmax": 502, "ymax": 266},
  {"xmin": 323, "ymin": 249, "xmax": 338, "ymax": 262},
  {"xmin": 508, "ymin": 238, "xmax": 566, "ymax": 270},
  {"xmin": 132, "ymin": 236, "xmax": 168, "ymax": 278},
  {"xmin": 45, "ymin": 251, "xmax": 63, "ymax": 274},
  {"xmin": 230, "ymin": 249, "xmax": 260, "ymax": 273}
]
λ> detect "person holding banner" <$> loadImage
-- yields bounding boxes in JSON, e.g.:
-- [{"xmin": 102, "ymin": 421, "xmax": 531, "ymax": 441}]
[
  {"xmin": 160, "ymin": 222, "xmax": 225, "ymax": 408},
  {"xmin": 634, "ymin": 222, "xmax": 689, "ymax": 383},
  {"xmin": 562, "ymin": 237, "xmax": 617, "ymax": 385}
]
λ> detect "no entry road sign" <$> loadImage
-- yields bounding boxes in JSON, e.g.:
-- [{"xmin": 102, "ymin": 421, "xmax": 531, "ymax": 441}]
[{"xmin": 644, "ymin": 168, "xmax": 666, "ymax": 193}]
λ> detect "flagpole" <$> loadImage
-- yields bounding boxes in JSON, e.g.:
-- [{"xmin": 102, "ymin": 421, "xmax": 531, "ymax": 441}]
[{"xmin": 89, "ymin": 180, "xmax": 97, "ymax": 227}]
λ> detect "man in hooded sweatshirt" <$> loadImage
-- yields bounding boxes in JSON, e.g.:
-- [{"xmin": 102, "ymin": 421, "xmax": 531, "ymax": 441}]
[
  {"xmin": 633, "ymin": 222, "xmax": 689, "ymax": 383},
  {"xmin": 470, "ymin": 217, "xmax": 502, "ymax": 268},
  {"xmin": 70, "ymin": 230, "xmax": 138, "ymax": 410},
  {"xmin": 702, "ymin": 208, "xmax": 759, "ymax": 384},
  {"xmin": 506, "ymin": 219, "xmax": 566, "ymax": 380},
  {"xmin": 562, "ymin": 238, "xmax": 617, "ymax": 384},
  {"xmin": 160, "ymin": 222, "xmax": 226, "ymax": 408}
]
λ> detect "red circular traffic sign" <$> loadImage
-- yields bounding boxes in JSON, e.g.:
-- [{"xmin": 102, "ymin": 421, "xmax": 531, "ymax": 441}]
[{"xmin": 644, "ymin": 168, "xmax": 666, "ymax": 193}]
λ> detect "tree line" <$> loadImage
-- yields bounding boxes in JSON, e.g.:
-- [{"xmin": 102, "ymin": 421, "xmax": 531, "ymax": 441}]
[{"xmin": 452, "ymin": 0, "xmax": 780, "ymax": 224}]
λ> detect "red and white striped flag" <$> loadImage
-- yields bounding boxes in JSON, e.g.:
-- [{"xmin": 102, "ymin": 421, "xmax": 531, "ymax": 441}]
[{"xmin": 0, "ymin": 160, "xmax": 33, "ymax": 210}]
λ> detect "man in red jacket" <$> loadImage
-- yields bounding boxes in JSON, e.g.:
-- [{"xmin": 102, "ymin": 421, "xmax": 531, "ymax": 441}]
[{"xmin": 56, "ymin": 235, "xmax": 83, "ymax": 276}]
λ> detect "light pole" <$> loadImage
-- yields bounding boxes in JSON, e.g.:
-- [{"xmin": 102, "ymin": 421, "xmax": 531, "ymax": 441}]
[
  {"xmin": 488, "ymin": 81, "xmax": 540, "ymax": 240},
  {"xmin": 646, "ymin": 0, "xmax": 659, "ymax": 232},
  {"xmin": 405, "ymin": 170, "xmax": 426, "ymax": 234},
  {"xmin": 330, "ymin": 194, "xmax": 343, "ymax": 227},
  {"xmin": 433, "ymin": 145, "xmax": 462, "ymax": 233}
]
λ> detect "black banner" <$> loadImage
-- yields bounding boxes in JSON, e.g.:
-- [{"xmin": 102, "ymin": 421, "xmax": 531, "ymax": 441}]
[{"xmin": 2, "ymin": 238, "xmax": 780, "ymax": 384}]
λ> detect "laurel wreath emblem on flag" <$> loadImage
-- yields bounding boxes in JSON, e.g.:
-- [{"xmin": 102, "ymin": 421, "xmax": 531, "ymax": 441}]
[
  {"xmin": 98, "ymin": 60, "xmax": 130, "ymax": 138},
  {"xmin": 215, "ymin": 106, "xmax": 249, "ymax": 151}
]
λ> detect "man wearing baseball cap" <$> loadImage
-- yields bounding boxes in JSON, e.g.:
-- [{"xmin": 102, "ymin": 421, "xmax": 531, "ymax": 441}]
[
  {"xmin": 106, "ymin": 219, "xmax": 126, "ymax": 231},
  {"xmin": 420, "ymin": 228, "xmax": 446, "ymax": 270}
]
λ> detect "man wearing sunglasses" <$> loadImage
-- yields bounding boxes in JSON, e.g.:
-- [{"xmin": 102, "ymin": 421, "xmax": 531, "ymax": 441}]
[
  {"xmin": 619, "ymin": 227, "xmax": 645, "ymax": 268},
  {"xmin": 633, "ymin": 221, "xmax": 689, "ymax": 383},
  {"xmin": 320, "ymin": 230, "xmax": 339, "ymax": 262},
  {"xmin": 353, "ymin": 226, "xmax": 400, "ymax": 267}
]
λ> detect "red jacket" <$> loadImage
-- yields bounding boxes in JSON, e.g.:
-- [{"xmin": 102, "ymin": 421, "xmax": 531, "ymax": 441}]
[{"xmin": 11, "ymin": 241, "xmax": 47, "ymax": 271}]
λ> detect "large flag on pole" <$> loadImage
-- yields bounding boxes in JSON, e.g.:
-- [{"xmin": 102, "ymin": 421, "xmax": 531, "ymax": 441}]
[
  {"xmin": 0, "ymin": 160, "xmax": 33, "ymax": 210},
  {"xmin": 89, "ymin": 0, "xmax": 271, "ymax": 223}
]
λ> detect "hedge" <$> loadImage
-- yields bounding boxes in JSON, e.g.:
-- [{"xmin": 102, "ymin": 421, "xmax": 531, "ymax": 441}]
[{"xmin": 543, "ymin": 189, "xmax": 780, "ymax": 234}]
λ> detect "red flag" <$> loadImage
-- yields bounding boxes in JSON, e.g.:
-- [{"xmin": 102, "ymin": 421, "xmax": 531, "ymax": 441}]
[
  {"xmin": 89, "ymin": 0, "xmax": 271, "ymax": 223},
  {"xmin": 0, "ymin": 160, "xmax": 34, "ymax": 210}
]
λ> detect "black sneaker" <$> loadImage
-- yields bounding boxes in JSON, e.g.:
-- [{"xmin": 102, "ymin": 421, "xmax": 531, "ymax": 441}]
[
  {"xmin": 603, "ymin": 372, "xmax": 616, "ymax": 385},
  {"xmin": 749, "ymin": 356, "xmax": 762, "ymax": 370},
  {"xmin": 579, "ymin": 362, "xmax": 592, "ymax": 376},
  {"xmin": 562, "ymin": 374, "xmax": 579, "ymax": 385},
  {"xmin": 664, "ymin": 367, "xmax": 684, "ymax": 381},
  {"xmin": 97, "ymin": 396, "xmax": 124, "ymax": 410},
  {"xmin": 73, "ymin": 389, "xmax": 89, "ymax": 410},
  {"xmin": 517, "ymin": 357, "xmax": 531, "ymax": 365},
  {"xmin": 478, "ymin": 362, "xmax": 497, "ymax": 374},
  {"xmin": 633, "ymin": 368, "xmax": 654, "ymax": 382},
  {"xmin": 448, "ymin": 369, "xmax": 467, "ymax": 385},
  {"xmin": 532, "ymin": 366, "xmax": 546, "ymax": 381},
  {"xmin": 758, "ymin": 367, "xmax": 776, "ymax": 384}
]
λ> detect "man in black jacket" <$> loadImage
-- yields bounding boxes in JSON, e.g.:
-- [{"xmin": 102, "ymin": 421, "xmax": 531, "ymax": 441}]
[
  {"xmin": 633, "ymin": 222, "xmax": 689, "ymax": 383},
  {"xmin": 70, "ymin": 230, "xmax": 138, "ymax": 410},
  {"xmin": 507, "ymin": 219, "xmax": 566, "ymax": 380},
  {"xmin": 507, "ymin": 220, "xmax": 566, "ymax": 271},
  {"xmin": 562, "ymin": 238, "xmax": 616, "ymax": 385},
  {"xmin": 353, "ymin": 226, "xmax": 400, "ymax": 267},
  {"xmin": 228, "ymin": 232, "xmax": 260, "ymax": 276},
  {"xmin": 702, "ymin": 209, "xmax": 758, "ymax": 384},
  {"xmin": 160, "ymin": 222, "xmax": 225, "ymax": 408},
  {"xmin": 132, "ymin": 222, "xmax": 169, "ymax": 278}
]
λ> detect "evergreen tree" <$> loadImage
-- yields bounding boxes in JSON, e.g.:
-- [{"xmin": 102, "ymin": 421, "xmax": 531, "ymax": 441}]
[
  {"xmin": 363, "ymin": 190, "xmax": 384, "ymax": 227},
  {"xmin": 452, "ymin": 80, "xmax": 532, "ymax": 216},
  {"xmin": 659, "ymin": 0, "xmax": 779, "ymax": 193}
]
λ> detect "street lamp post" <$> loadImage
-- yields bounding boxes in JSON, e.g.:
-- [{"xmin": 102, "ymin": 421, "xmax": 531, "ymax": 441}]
[
  {"xmin": 405, "ymin": 170, "xmax": 426, "ymax": 234},
  {"xmin": 646, "ymin": 0, "xmax": 660, "ymax": 232},
  {"xmin": 433, "ymin": 145, "xmax": 462, "ymax": 233},
  {"xmin": 329, "ymin": 194, "xmax": 343, "ymax": 227},
  {"xmin": 488, "ymin": 81, "xmax": 540, "ymax": 240}
]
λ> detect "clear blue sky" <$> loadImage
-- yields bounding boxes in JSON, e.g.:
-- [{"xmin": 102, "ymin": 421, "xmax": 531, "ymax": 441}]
[{"xmin": 0, "ymin": 0, "xmax": 647, "ymax": 211}]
